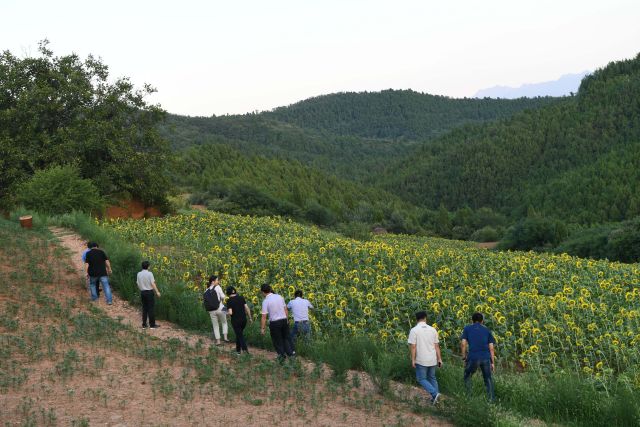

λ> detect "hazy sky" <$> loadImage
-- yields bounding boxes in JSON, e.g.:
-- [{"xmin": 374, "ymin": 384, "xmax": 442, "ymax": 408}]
[{"xmin": 2, "ymin": 0, "xmax": 639, "ymax": 116}]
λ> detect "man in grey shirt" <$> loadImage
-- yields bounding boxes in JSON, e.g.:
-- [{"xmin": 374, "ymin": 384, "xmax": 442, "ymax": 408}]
[
  {"xmin": 260, "ymin": 283, "xmax": 294, "ymax": 361},
  {"xmin": 137, "ymin": 261, "xmax": 161, "ymax": 329}
]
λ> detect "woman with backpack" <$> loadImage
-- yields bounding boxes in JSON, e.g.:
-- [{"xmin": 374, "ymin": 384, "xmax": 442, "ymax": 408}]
[
  {"xmin": 203, "ymin": 275, "xmax": 228, "ymax": 345},
  {"xmin": 225, "ymin": 286, "xmax": 253, "ymax": 354}
]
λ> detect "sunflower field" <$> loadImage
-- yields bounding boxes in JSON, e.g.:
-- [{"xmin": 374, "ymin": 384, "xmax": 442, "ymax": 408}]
[{"xmin": 101, "ymin": 211, "xmax": 640, "ymax": 385}]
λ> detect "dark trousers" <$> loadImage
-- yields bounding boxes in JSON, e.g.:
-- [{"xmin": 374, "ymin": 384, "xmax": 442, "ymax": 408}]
[
  {"xmin": 464, "ymin": 359, "xmax": 495, "ymax": 400},
  {"xmin": 141, "ymin": 290, "xmax": 156, "ymax": 327},
  {"xmin": 268, "ymin": 319, "xmax": 294, "ymax": 358},
  {"xmin": 231, "ymin": 319, "xmax": 248, "ymax": 353}
]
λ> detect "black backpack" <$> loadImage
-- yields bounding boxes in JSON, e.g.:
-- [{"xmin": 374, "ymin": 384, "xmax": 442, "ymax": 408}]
[{"xmin": 203, "ymin": 288, "xmax": 220, "ymax": 311}]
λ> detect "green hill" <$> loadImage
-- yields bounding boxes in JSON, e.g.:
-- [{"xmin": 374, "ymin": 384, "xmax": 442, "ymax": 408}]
[
  {"xmin": 159, "ymin": 91, "xmax": 556, "ymax": 182},
  {"xmin": 382, "ymin": 53, "xmax": 640, "ymax": 224},
  {"xmin": 266, "ymin": 89, "xmax": 558, "ymax": 140}
]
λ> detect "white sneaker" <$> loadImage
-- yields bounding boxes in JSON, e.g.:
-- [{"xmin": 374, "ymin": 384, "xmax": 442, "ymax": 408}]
[{"xmin": 432, "ymin": 393, "xmax": 441, "ymax": 405}]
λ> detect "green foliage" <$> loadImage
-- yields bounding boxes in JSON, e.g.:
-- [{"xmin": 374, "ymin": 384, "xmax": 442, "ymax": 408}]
[
  {"xmin": 556, "ymin": 216, "xmax": 640, "ymax": 263},
  {"xmin": 0, "ymin": 41, "xmax": 173, "ymax": 209},
  {"xmin": 497, "ymin": 217, "xmax": 568, "ymax": 251},
  {"xmin": 16, "ymin": 165, "xmax": 104, "ymax": 215},
  {"xmin": 469, "ymin": 226, "xmax": 501, "ymax": 243},
  {"xmin": 266, "ymin": 89, "xmax": 558, "ymax": 140},
  {"xmin": 177, "ymin": 143, "xmax": 420, "ymax": 230},
  {"xmin": 383, "ymin": 53, "xmax": 640, "ymax": 226}
]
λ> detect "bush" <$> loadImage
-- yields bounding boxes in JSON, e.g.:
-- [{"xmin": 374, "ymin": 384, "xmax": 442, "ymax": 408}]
[
  {"xmin": 470, "ymin": 226, "xmax": 500, "ymax": 243},
  {"xmin": 497, "ymin": 217, "xmax": 568, "ymax": 251},
  {"xmin": 16, "ymin": 165, "xmax": 104, "ymax": 215}
]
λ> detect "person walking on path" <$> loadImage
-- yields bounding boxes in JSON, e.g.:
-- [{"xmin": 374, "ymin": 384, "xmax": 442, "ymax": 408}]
[
  {"xmin": 260, "ymin": 284, "xmax": 294, "ymax": 362},
  {"xmin": 84, "ymin": 242, "xmax": 113, "ymax": 305},
  {"xmin": 287, "ymin": 290, "xmax": 313, "ymax": 346},
  {"xmin": 461, "ymin": 312, "xmax": 496, "ymax": 401},
  {"xmin": 136, "ymin": 261, "xmax": 161, "ymax": 329},
  {"xmin": 81, "ymin": 241, "xmax": 98, "ymax": 297},
  {"xmin": 225, "ymin": 286, "xmax": 253, "ymax": 354},
  {"xmin": 408, "ymin": 311, "xmax": 442, "ymax": 405},
  {"xmin": 204, "ymin": 275, "xmax": 228, "ymax": 345}
]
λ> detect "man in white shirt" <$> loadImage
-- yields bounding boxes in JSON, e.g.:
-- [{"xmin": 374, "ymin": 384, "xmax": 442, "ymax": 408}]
[
  {"xmin": 136, "ymin": 261, "xmax": 161, "ymax": 329},
  {"xmin": 287, "ymin": 290, "xmax": 313, "ymax": 345},
  {"xmin": 260, "ymin": 283, "xmax": 294, "ymax": 361},
  {"xmin": 407, "ymin": 311, "xmax": 442, "ymax": 404}
]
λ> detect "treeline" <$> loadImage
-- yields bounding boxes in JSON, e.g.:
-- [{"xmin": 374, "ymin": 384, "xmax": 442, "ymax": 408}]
[
  {"xmin": 0, "ymin": 42, "xmax": 172, "ymax": 213},
  {"xmin": 174, "ymin": 144, "xmax": 510, "ymax": 240},
  {"xmin": 266, "ymin": 89, "xmax": 558, "ymax": 140},
  {"xmin": 382, "ymin": 53, "xmax": 640, "ymax": 225},
  {"xmin": 160, "ymin": 115, "xmax": 415, "ymax": 182},
  {"xmin": 175, "ymin": 143, "xmax": 421, "ymax": 236}
]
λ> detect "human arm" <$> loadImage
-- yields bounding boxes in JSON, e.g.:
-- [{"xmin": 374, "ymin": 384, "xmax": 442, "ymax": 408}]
[
  {"xmin": 489, "ymin": 343, "xmax": 495, "ymax": 372},
  {"xmin": 461, "ymin": 339, "xmax": 468, "ymax": 360},
  {"xmin": 152, "ymin": 280, "xmax": 161, "ymax": 297},
  {"xmin": 435, "ymin": 343, "xmax": 442, "ymax": 367},
  {"xmin": 409, "ymin": 343, "xmax": 417, "ymax": 368},
  {"xmin": 244, "ymin": 304, "xmax": 253, "ymax": 322},
  {"xmin": 105, "ymin": 259, "xmax": 112, "ymax": 275},
  {"xmin": 261, "ymin": 313, "xmax": 267, "ymax": 334}
]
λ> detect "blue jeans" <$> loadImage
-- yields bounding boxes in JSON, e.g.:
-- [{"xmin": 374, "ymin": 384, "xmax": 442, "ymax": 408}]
[
  {"xmin": 291, "ymin": 320, "xmax": 311, "ymax": 345},
  {"xmin": 89, "ymin": 276, "xmax": 112, "ymax": 304},
  {"xmin": 464, "ymin": 359, "xmax": 495, "ymax": 401},
  {"xmin": 415, "ymin": 364, "xmax": 439, "ymax": 399}
]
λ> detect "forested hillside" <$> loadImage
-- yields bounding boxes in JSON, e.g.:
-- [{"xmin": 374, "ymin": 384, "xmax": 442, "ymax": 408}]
[
  {"xmin": 383, "ymin": 53, "xmax": 640, "ymax": 224},
  {"xmin": 266, "ymin": 89, "xmax": 558, "ymax": 139},
  {"xmin": 160, "ymin": 115, "xmax": 415, "ymax": 181},
  {"xmin": 174, "ymin": 144, "xmax": 421, "ymax": 234},
  {"xmin": 160, "ymin": 91, "xmax": 556, "ymax": 182}
]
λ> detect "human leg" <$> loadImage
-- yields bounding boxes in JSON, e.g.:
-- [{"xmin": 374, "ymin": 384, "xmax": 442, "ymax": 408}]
[
  {"xmin": 479, "ymin": 359, "xmax": 495, "ymax": 401},
  {"xmin": 232, "ymin": 319, "xmax": 248, "ymax": 352},
  {"xmin": 209, "ymin": 311, "xmax": 221, "ymax": 341},
  {"xmin": 426, "ymin": 365, "xmax": 439, "ymax": 395},
  {"xmin": 463, "ymin": 359, "xmax": 479, "ymax": 395},
  {"xmin": 269, "ymin": 319, "xmax": 286, "ymax": 358},
  {"xmin": 415, "ymin": 364, "xmax": 438, "ymax": 399},
  {"xmin": 89, "ymin": 276, "xmax": 98, "ymax": 301},
  {"xmin": 290, "ymin": 321, "xmax": 299, "ymax": 345},
  {"xmin": 218, "ymin": 310, "xmax": 228, "ymax": 341},
  {"xmin": 99, "ymin": 276, "xmax": 112, "ymax": 304},
  {"xmin": 141, "ymin": 291, "xmax": 150, "ymax": 327},
  {"xmin": 282, "ymin": 320, "xmax": 294, "ymax": 356}
]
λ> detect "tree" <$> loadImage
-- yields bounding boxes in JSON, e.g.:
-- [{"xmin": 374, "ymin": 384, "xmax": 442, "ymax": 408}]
[{"xmin": 0, "ymin": 40, "xmax": 172, "ymax": 209}]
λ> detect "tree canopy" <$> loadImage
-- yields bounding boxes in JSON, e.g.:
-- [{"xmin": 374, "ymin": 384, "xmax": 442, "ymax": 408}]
[{"xmin": 0, "ymin": 41, "xmax": 172, "ymax": 210}]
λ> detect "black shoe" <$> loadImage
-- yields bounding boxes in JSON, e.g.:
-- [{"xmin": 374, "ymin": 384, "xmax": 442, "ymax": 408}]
[
  {"xmin": 142, "ymin": 325, "xmax": 148, "ymax": 329},
  {"xmin": 150, "ymin": 325, "xmax": 159, "ymax": 329}
]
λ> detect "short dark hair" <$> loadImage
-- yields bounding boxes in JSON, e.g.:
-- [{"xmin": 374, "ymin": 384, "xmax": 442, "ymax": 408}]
[
  {"xmin": 88, "ymin": 242, "xmax": 98, "ymax": 248},
  {"xmin": 208, "ymin": 275, "xmax": 218, "ymax": 286},
  {"xmin": 415, "ymin": 311, "xmax": 427, "ymax": 321},
  {"xmin": 261, "ymin": 283, "xmax": 273, "ymax": 294},
  {"xmin": 226, "ymin": 286, "xmax": 236, "ymax": 295},
  {"xmin": 141, "ymin": 261, "xmax": 150, "ymax": 270},
  {"xmin": 294, "ymin": 290, "xmax": 303, "ymax": 298},
  {"xmin": 472, "ymin": 312, "xmax": 484, "ymax": 323}
]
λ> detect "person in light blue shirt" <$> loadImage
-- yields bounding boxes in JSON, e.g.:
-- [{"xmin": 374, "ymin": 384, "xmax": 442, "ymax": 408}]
[{"xmin": 287, "ymin": 290, "xmax": 313, "ymax": 345}]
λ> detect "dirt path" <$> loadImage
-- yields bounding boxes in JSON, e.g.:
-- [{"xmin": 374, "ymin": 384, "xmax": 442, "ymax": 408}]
[
  {"xmin": 47, "ymin": 227, "xmax": 451, "ymax": 426},
  {"xmin": 50, "ymin": 227, "xmax": 210, "ymax": 347}
]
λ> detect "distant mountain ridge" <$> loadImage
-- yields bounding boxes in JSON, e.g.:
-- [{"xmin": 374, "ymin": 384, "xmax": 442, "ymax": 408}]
[{"xmin": 474, "ymin": 71, "xmax": 590, "ymax": 99}]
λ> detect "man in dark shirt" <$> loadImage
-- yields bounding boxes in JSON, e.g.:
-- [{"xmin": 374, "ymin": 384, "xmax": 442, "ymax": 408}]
[
  {"xmin": 84, "ymin": 242, "xmax": 113, "ymax": 305},
  {"xmin": 461, "ymin": 312, "xmax": 496, "ymax": 401}
]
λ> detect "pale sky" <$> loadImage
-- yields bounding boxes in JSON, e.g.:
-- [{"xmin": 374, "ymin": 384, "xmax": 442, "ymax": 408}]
[{"xmin": 2, "ymin": 0, "xmax": 639, "ymax": 116}]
